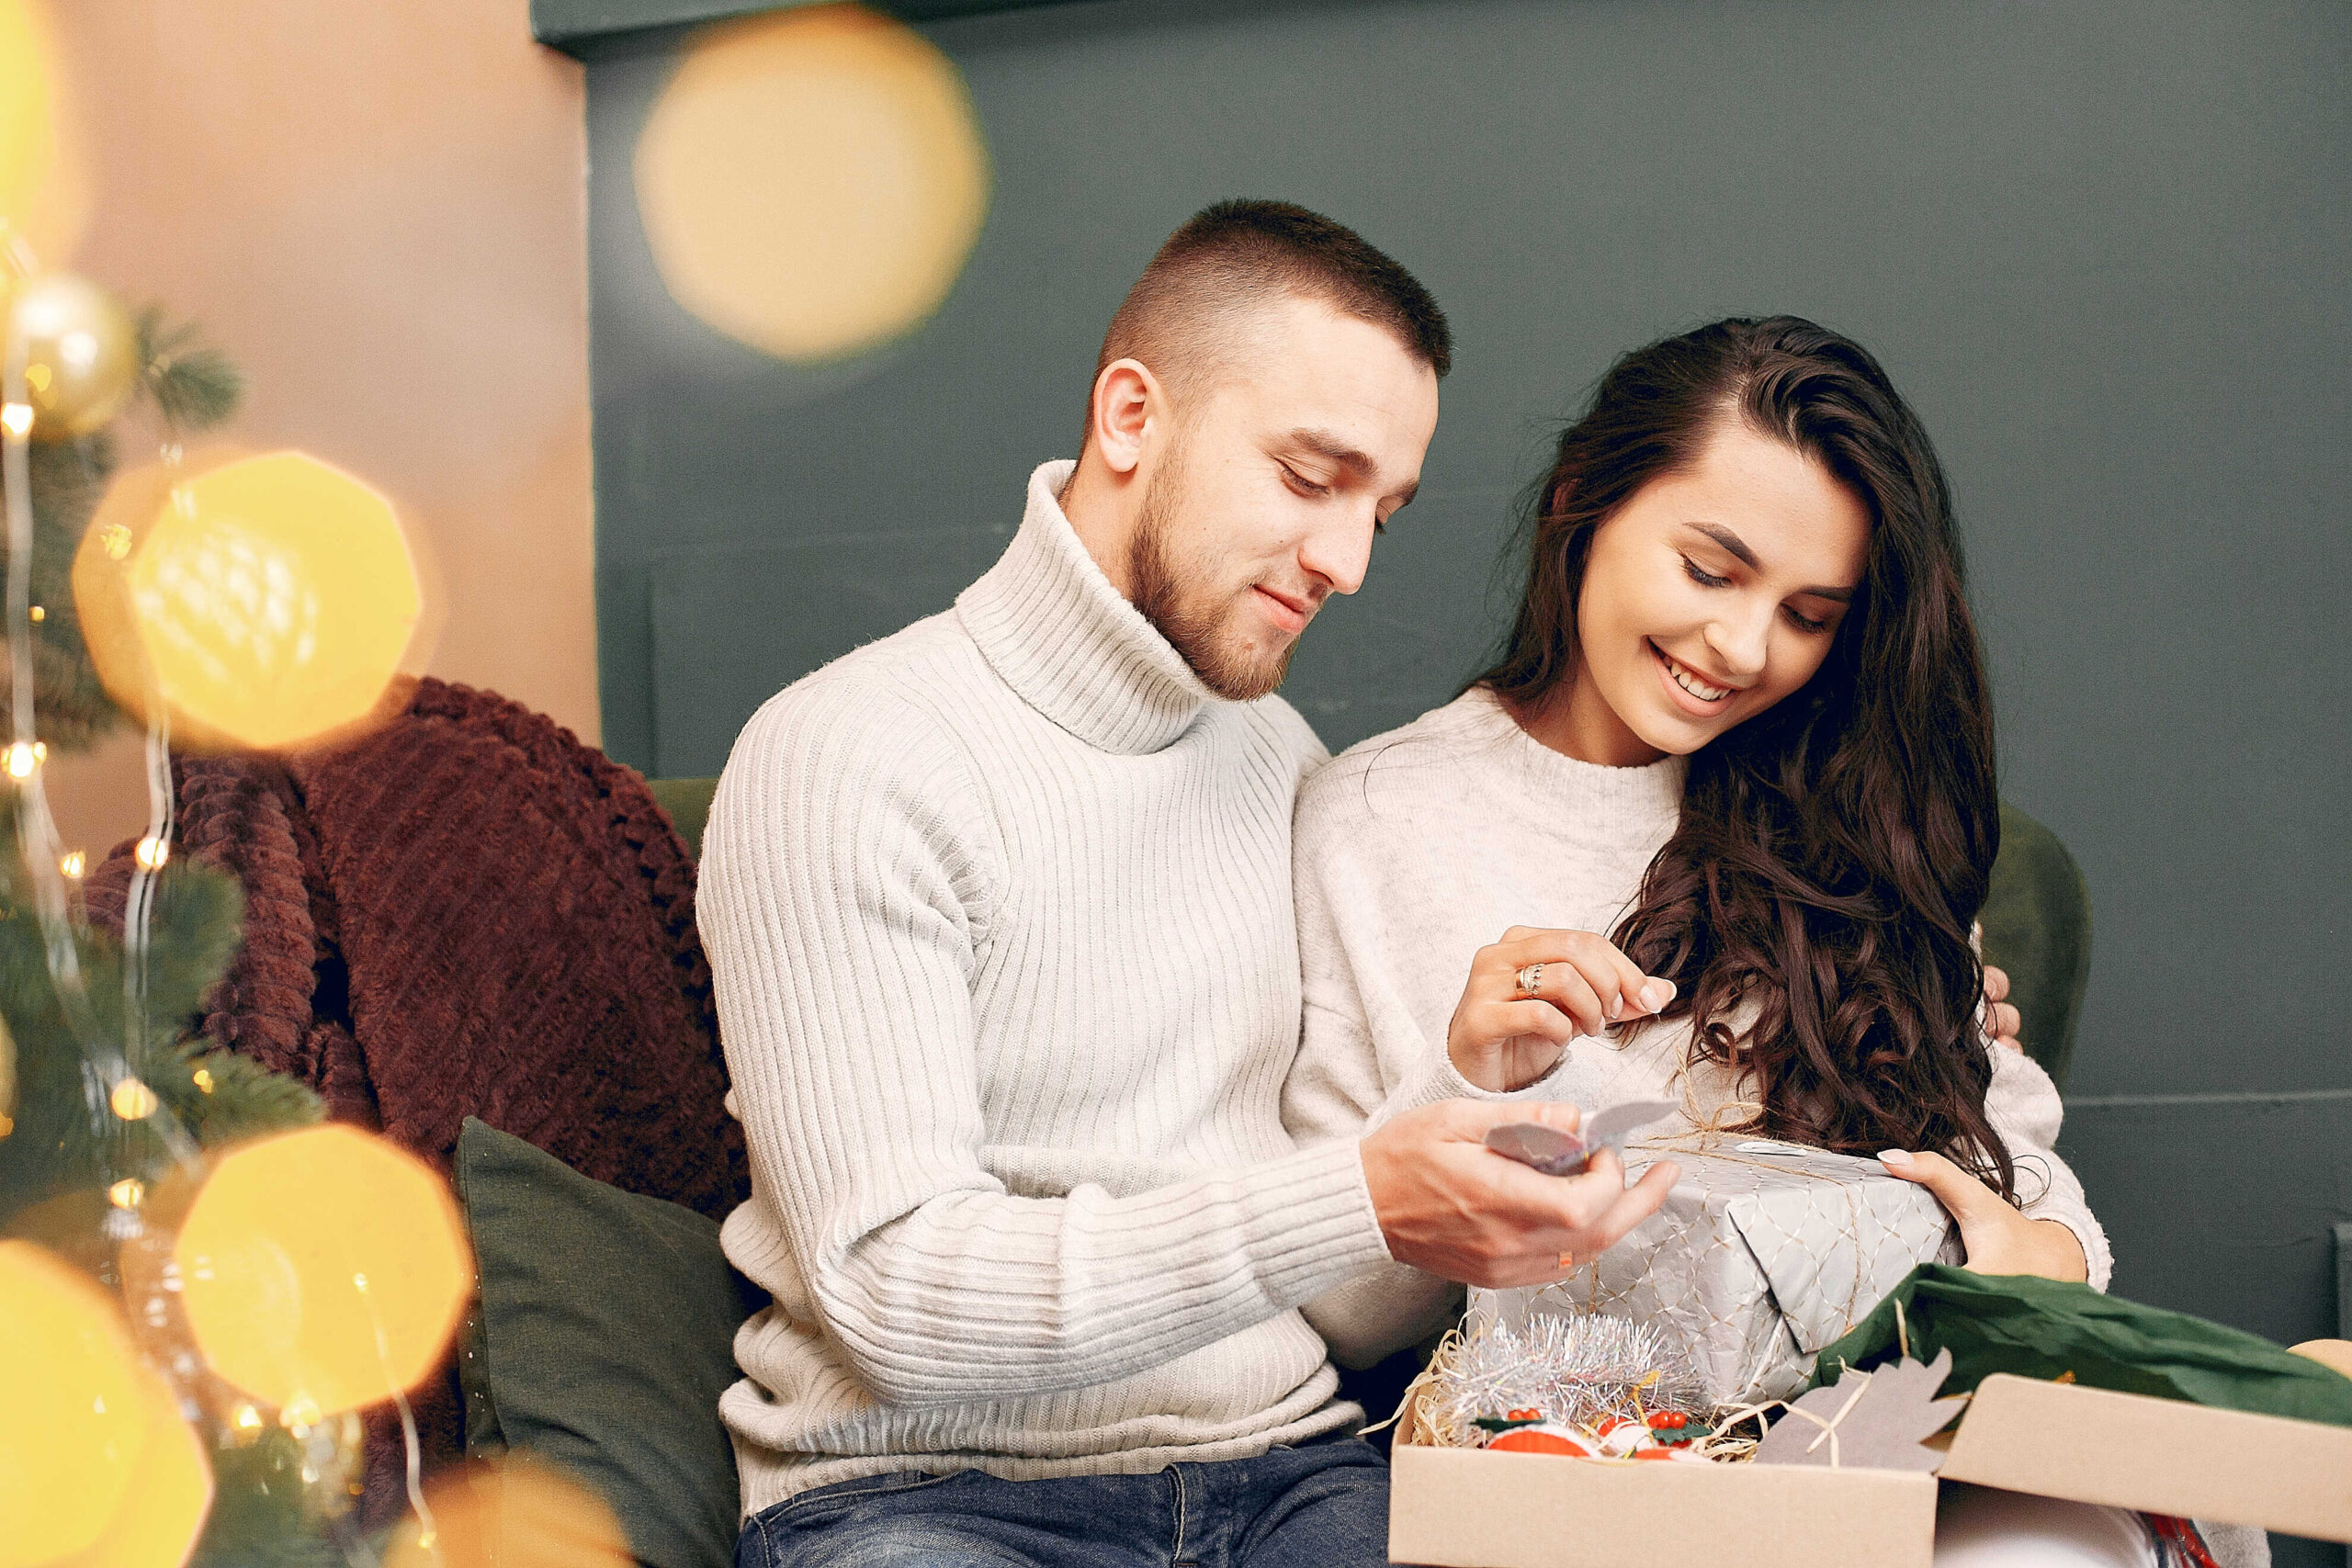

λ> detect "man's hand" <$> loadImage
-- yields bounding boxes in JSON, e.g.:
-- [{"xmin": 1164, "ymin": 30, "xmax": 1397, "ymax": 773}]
[
  {"xmin": 1447, "ymin": 927, "xmax": 1677, "ymax": 1092},
  {"xmin": 1362, "ymin": 1100, "xmax": 1679, "ymax": 1288},
  {"xmin": 1878, "ymin": 1148, "xmax": 2086, "ymax": 1281},
  {"xmin": 1982, "ymin": 964, "xmax": 2023, "ymax": 1054}
]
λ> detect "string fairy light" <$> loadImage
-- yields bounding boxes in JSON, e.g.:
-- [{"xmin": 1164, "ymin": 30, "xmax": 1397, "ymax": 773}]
[{"xmin": 108, "ymin": 1076, "xmax": 159, "ymax": 1120}]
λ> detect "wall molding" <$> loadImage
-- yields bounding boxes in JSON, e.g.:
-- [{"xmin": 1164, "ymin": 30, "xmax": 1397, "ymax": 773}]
[
  {"xmin": 532, "ymin": 0, "xmax": 1077, "ymax": 55},
  {"xmin": 2066, "ymin": 1087, "xmax": 2352, "ymax": 1110}
]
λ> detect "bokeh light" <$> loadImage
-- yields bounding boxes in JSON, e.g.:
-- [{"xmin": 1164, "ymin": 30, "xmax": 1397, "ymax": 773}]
[
  {"xmin": 0, "ymin": 1, "xmax": 85, "ymax": 260},
  {"xmin": 73, "ymin": 450, "xmax": 424, "ymax": 752},
  {"xmin": 51, "ymin": 1363, "xmax": 214, "ymax": 1568},
  {"xmin": 633, "ymin": 4, "xmax": 989, "ymax": 362},
  {"xmin": 385, "ymin": 1457, "xmax": 633, "ymax": 1568},
  {"xmin": 175, "ymin": 1124, "xmax": 472, "ymax": 1417},
  {"xmin": 0, "ymin": 1241, "xmax": 150, "ymax": 1567},
  {"xmin": 0, "ymin": 0, "xmax": 56, "ymax": 232}
]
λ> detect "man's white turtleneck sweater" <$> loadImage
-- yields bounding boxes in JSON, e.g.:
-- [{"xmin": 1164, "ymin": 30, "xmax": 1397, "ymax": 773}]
[{"xmin": 701, "ymin": 461, "xmax": 1395, "ymax": 1515}]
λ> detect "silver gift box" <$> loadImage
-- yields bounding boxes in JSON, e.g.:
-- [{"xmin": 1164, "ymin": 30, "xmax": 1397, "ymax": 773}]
[{"xmin": 1471, "ymin": 1138, "xmax": 1963, "ymax": 1409}]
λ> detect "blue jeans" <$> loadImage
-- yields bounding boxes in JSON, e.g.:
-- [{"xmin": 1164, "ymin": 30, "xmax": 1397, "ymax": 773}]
[{"xmin": 735, "ymin": 1437, "xmax": 1391, "ymax": 1568}]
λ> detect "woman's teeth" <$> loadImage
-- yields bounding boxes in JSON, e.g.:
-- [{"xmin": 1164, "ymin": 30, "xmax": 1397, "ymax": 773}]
[{"xmin": 1661, "ymin": 648, "xmax": 1731, "ymax": 702}]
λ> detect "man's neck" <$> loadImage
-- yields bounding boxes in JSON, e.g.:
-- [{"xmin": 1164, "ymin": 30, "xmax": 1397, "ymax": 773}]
[{"xmin": 1056, "ymin": 452, "xmax": 1141, "ymax": 601}]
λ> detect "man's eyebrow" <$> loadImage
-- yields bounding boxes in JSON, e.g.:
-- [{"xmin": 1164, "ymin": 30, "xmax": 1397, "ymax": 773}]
[
  {"xmin": 1282, "ymin": 427, "xmax": 1419, "ymax": 503},
  {"xmin": 1684, "ymin": 520, "xmax": 1853, "ymax": 602}
]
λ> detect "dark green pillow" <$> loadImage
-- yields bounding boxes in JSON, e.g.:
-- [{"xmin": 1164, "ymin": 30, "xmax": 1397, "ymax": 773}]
[{"xmin": 452, "ymin": 1117, "xmax": 764, "ymax": 1568}]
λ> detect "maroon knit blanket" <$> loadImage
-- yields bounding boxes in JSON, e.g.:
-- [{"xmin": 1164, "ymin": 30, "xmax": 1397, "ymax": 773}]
[{"xmin": 88, "ymin": 677, "xmax": 748, "ymax": 1523}]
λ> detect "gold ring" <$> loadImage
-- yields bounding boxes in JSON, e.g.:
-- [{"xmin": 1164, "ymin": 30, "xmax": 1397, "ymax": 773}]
[
  {"xmin": 1515, "ymin": 963, "xmax": 1544, "ymax": 999},
  {"xmin": 1556, "ymin": 1250, "xmax": 1576, "ymax": 1270}
]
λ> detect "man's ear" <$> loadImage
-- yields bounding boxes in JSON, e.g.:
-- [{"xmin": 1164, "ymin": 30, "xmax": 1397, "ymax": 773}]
[{"xmin": 1088, "ymin": 358, "xmax": 1160, "ymax": 478}]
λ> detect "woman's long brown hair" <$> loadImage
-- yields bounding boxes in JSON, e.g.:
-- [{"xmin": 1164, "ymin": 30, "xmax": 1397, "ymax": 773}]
[{"xmin": 1478, "ymin": 316, "xmax": 2013, "ymax": 1199}]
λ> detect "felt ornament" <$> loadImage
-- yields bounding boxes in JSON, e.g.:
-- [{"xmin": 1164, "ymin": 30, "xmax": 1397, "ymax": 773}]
[{"xmin": 1753, "ymin": 1348, "xmax": 1965, "ymax": 1472}]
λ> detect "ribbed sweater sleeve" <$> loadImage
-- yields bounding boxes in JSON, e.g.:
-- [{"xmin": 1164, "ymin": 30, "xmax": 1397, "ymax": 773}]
[
  {"xmin": 1983, "ymin": 1043, "xmax": 2113, "ymax": 1291},
  {"xmin": 704, "ymin": 676, "xmax": 1387, "ymax": 1410}
]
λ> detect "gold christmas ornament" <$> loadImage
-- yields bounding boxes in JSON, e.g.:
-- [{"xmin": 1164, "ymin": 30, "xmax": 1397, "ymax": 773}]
[
  {"xmin": 72, "ymin": 450, "xmax": 424, "ymax": 751},
  {"xmin": 634, "ymin": 4, "xmax": 990, "ymax": 362},
  {"xmin": 175, "ymin": 1124, "xmax": 472, "ymax": 1416},
  {"xmin": 4, "ymin": 272, "xmax": 138, "ymax": 441},
  {"xmin": 0, "ymin": 1241, "xmax": 152, "ymax": 1567}
]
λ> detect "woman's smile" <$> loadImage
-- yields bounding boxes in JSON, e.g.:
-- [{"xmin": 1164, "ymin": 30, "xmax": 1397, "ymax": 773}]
[{"xmin": 1648, "ymin": 638, "xmax": 1740, "ymax": 711}]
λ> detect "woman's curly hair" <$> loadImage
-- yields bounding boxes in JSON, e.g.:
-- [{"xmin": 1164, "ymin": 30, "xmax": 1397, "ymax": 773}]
[{"xmin": 1477, "ymin": 315, "xmax": 2012, "ymax": 1199}]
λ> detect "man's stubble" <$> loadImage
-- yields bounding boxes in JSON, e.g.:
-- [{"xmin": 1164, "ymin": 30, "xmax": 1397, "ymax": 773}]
[{"xmin": 1126, "ymin": 437, "xmax": 1299, "ymax": 704}]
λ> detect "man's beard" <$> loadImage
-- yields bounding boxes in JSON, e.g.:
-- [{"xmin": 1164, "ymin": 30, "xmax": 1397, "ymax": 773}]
[{"xmin": 1126, "ymin": 452, "xmax": 1298, "ymax": 703}]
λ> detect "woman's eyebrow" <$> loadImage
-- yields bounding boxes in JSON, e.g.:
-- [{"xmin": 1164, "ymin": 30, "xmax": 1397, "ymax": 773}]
[
  {"xmin": 1683, "ymin": 520, "xmax": 1854, "ymax": 602},
  {"xmin": 1685, "ymin": 520, "xmax": 1759, "ymax": 569}
]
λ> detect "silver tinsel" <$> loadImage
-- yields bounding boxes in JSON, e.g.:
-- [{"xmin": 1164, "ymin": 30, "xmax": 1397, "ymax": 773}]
[{"xmin": 1427, "ymin": 1312, "xmax": 1704, "ymax": 1436}]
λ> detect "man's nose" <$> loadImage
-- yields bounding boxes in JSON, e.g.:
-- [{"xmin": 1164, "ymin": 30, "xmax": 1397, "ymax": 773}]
[{"xmin": 1298, "ymin": 513, "xmax": 1375, "ymax": 598}]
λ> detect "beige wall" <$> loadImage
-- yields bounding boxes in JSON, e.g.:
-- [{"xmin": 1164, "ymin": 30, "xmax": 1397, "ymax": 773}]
[{"xmin": 41, "ymin": 0, "xmax": 595, "ymax": 859}]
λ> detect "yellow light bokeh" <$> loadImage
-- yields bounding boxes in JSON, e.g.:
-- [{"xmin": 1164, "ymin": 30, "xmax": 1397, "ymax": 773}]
[
  {"xmin": 73, "ymin": 450, "xmax": 424, "ymax": 752},
  {"xmin": 0, "ymin": 0, "xmax": 85, "ymax": 258},
  {"xmin": 0, "ymin": 0, "xmax": 56, "ymax": 231},
  {"xmin": 0, "ymin": 1241, "xmax": 150, "ymax": 1567},
  {"xmin": 51, "ymin": 1364, "xmax": 214, "ymax": 1568},
  {"xmin": 175, "ymin": 1124, "xmax": 472, "ymax": 1417},
  {"xmin": 633, "ymin": 4, "xmax": 990, "ymax": 362},
  {"xmin": 385, "ymin": 1458, "xmax": 633, "ymax": 1568},
  {"xmin": 111, "ymin": 1076, "xmax": 160, "ymax": 1120}
]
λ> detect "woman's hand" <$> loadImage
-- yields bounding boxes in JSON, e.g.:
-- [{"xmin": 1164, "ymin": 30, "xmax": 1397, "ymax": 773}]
[
  {"xmin": 1982, "ymin": 964, "xmax": 2023, "ymax": 1054},
  {"xmin": 1446, "ymin": 926, "xmax": 1677, "ymax": 1092},
  {"xmin": 1878, "ymin": 1148, "xmax": 2087, "ymax": 1281}
]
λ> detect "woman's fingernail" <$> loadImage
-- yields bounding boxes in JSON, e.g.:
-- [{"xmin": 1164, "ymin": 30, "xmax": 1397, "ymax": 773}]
[
  {"xmin": 1640, "ymin": 978, "xmax": 1675, "ymax": 1012},
  {"xmin": 1606, "ymin": 994, "xmax": 1622, "ymax": 1021},
  {"xmin": 1878, "ymin": 1149, "xmax": 1913, "ymax": 1168}
]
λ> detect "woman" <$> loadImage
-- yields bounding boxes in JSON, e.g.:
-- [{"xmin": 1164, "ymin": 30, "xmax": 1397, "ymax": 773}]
[{"xmin": 1289, "ymin": 317, "xmax": 2146, "ymax": 1559}]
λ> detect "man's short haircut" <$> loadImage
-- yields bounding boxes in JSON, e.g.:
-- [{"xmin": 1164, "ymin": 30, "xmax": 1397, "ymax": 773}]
[{"xmin": 1086, "ymin": 199, "xmax": 1452, "ymax": 442}]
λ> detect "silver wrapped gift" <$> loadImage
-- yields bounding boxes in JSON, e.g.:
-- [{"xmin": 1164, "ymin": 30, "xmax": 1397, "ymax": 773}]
[{"xmin": 1471, "ymin": 1137, "xmax": 1962, "ymax": 1409}]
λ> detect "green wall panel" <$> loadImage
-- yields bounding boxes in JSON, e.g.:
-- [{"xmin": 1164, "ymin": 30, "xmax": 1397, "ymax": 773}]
[{"xmin": 587, "ymin": 17, "xmax": 2350, "ymax": 1561}]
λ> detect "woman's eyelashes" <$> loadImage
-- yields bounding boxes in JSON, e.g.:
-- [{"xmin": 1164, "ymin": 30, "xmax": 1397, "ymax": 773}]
[{"xmin": 1679, "ymin": 556, "xmax": 1835, "ymax": 636}]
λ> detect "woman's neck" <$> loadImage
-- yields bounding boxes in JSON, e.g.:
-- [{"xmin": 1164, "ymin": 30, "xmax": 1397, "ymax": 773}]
[{"xmin": 1509, "ymin": 679, "xmax": 1669, "ymax": 768}]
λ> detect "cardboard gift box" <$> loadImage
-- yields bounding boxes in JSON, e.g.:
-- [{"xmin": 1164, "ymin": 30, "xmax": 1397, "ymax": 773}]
[
  {"xmin": 1472, "ymin": 1139, "xmax": 1962, "ymax": 1407},
  {"xmin": 1387, "ymin": 1372, "xmax": 2352, "ymax": 1568}
]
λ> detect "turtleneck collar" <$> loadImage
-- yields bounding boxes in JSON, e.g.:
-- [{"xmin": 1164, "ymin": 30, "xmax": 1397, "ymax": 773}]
[{"xmin": 956, "ymin": 460, "xmax": 1216, "ymax": 756}]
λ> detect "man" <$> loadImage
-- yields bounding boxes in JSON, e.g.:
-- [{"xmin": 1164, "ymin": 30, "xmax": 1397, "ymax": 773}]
[{"xmin": 702, "ymin": 200, "xmax": 1681, "ymax": 1568}]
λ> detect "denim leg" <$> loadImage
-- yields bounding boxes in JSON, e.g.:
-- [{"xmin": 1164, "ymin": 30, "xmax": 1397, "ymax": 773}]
[
  {"xmin": 1191, "ymin": 1438, "xmax": 1392, "ymax": 1568},
  {"xmin": 737, "ymin": 1467, "xmax": 1176, "ymax": 1568}
]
